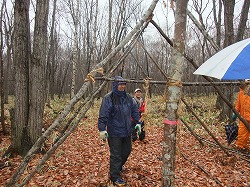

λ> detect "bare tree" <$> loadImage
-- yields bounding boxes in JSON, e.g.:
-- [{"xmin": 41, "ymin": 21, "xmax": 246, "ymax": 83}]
[
  {"xmin": 3, "ymin": 7, "xmax": 14, "ymax": 104},
  {"xmin": 47, "ymin": 0, "xmax": 58, "ymax": 101},
  {"xmin": 9, "ymin": 0, "xmax": 50, "ymax": 156},
  {"xmin": 107, "ymin": 0, "xmax": 113, "ymax": 52},
  {"xmin": 12, "ymin": 0, "xmax": 31, "ymax": 156},
  {"xmin": 28, "ymin": 0, "xmax": 49, "ymax": 147},
  {"xmin": 212, "ymin": 0, "xmax": 222, "ymax": 47},
  {"xmin": 7, "ymin": 1, "xmax": 159, "ymax": 185},
  {"xmin": 82, "ymin": 0, "xmax": 96, "ymax": 75},
  {"xmin": 185, "ymin": 1, "xmax": 249, "ymax": 117},
  {"xmin": 222, "ymin": 0, "xmax": 235, "ymax": 47},
  {"xmin": 0, "ymin": 0, "xmax": 8, "ymax": 135},
  {"xmin": 162, "ymin": 0, "xmax": 188, "ymax": 186},
  {"xmin": 215, "ymin": 0, "xmax": 249, "ymax": 120},
  {"xmin": 235, "ymin": 0, "xmax": 250, "ymax": 42},
  {"xmin": 67, "ymin": 0, "xmax": 80, "ymax": 98},
  {"xmin": 92, "ymin": 0, "xmax": 99, "ymax": 65}
]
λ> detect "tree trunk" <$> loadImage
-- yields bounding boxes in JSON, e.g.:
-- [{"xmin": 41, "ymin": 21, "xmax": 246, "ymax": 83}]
[
  {"xmin": 3, "ymin": 11, "xmax": 13, "ymax": 104},
  {"xmin": 108, "ymin": 0, "xmax": 113, "ymax": 52},
  {"xmin": 70, "ymin": 0, "xmax": 80, "ymax": 98},
  {"xmin": 212, "ymin": 0, "xmax": 222, "ymax": 48},
  {"xmin": 235, "ymin": 0, "xmax": 250, "ymax": 42},
  {"xmin": 4, "ymin": 36, "xmax": 11, "ymax": 105},
  {"xmin": 92, "ymin": 0, "xmax": 98, "ymax": 65},
  {"xmin": 0, "ymin": 0, "xmax": 8, "ymax": 135},
  {"xmin": 217, "ymin": 0, "xmax": 236, "ymax": 120},
  {"xmin": 28, "ymin": 0, "xmax": 49, "ymax": 148},
  {"xmin": 12, "ymin": 0, "xmax": 31, "ymax": 156},
  {"xmin": 222, "ymin": 0, "xmax": 235, "ymax": 47},
  {"xmin": 8, "ymin": 1, "xmax": 159, "ymax": 184},
  {"xmin": 47, "ymin": 0, "xmax": 57, "ymax": 101},
  {"xmin": 162, "ymin": 0, "xmax": 188, "ymax": 186}
]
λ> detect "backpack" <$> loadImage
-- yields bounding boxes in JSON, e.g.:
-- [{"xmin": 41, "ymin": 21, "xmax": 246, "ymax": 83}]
[{"xmin": 225, "ymin": 122, "xmax": 238, "ymax": 145}]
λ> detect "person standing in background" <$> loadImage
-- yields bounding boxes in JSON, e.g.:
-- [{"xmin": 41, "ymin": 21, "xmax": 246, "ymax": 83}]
[
  {"xmin": 131, "ymin": 88, "xmax": 146, "ymax": 142},
  {"xmin": 232, "ymin": 79, "xmax": 250, "ymax": 153}
]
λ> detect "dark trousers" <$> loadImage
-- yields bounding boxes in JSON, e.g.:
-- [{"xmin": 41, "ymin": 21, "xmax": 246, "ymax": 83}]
[{"xmin": 108, "ymin": 136, "xmax": 132, "ymax": 181}]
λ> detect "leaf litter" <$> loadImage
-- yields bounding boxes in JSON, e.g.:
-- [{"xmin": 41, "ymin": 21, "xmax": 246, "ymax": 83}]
[{"xmin": 0, "ymin": 95, "xmax": 249, "ymax": 186}]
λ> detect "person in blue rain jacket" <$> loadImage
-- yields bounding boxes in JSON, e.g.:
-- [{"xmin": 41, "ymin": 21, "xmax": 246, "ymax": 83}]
[{"xmin": 98, "ymin": 76, "xmax": 141, "ymax": 186}]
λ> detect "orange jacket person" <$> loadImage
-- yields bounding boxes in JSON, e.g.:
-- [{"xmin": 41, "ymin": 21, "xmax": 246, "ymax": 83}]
[{"xmin": 234, "ymin": 80, "xmax": 250, "ymax": 152}]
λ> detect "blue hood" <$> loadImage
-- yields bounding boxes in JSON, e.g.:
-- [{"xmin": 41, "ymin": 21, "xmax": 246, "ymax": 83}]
[
  {"xmin": 112, "ymin": 76, "xmax": 126, "ymax": 97},
  {"xmin": 98, "ymin": 75, "xmax": 141, "ymax": 137}
]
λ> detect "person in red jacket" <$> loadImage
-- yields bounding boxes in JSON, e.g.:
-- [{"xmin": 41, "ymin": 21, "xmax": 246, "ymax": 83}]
[
  {"xmin": 233, "ymin": 79, "xmax": 250, "ymax": 152},
  {"xmin": 132, "ymin": 88, "xmax": 146, "ymax": 142}
]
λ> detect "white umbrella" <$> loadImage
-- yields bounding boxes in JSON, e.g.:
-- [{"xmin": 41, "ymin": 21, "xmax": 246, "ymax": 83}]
[{"xmin": 193, "ymin": 38, "xmax": 250, "ymax": 80}]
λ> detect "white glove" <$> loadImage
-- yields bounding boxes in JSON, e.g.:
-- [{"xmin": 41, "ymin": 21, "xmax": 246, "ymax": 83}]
[
  {"xmin": 99, "ymin": 131, "xmax": 108, "ymax": 141},
  {"xmin": 135, "ymin": 124, "xmax": 141, "ymax": 135}
]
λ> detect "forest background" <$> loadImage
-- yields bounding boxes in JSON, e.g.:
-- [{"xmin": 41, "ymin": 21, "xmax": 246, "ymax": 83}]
[
  {"xmin": 2, "ymin": 0, "xmax": 248, "ymax": 98},
  {"xmin": 0, "ymin": 0, "xmax": 250, "ymax": 186}
]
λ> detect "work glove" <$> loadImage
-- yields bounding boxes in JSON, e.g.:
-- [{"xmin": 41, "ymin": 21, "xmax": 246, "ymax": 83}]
[
  {"xmin": 99, "ymin": 131, "xmax": 108, "ymax": 141},
  {"xmin": 232, "ymin": 114, "xmax": 237, "ymax": 121},
  {"xmin": 135, "ymin": 123, "xmax": 141, "ymax": 135}
]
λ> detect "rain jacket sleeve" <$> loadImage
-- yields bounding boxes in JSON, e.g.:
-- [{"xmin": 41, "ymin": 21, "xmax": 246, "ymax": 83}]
[
  {"xmin": 235, "ymin": 88, "xmax": 250, "ymax": 121},
  {"xmin": 235, "ymin": 89, "xmax": 250, "ymax": 149},
  {"xmin": 131, "ymin": 98, "xmax": 140, "ymax": 124},
  {"xmin": 98, "ymin": 94, "xmax": 112, "ymax": 131}
]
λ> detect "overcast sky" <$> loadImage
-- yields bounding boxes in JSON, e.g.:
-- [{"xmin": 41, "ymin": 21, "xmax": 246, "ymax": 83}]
[{"xmin": 3, "ymin": 0, "xmax": 247, "ymax": 41}]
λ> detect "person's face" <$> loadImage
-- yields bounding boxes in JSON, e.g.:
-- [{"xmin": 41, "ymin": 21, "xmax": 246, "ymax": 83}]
[
  {"xmin": 135, "ymin": 91, "xmax": 142, "ymax": 97},
  {"xmin": 117, "ymin": 83, "xmax": 126, "ymax": 91}
]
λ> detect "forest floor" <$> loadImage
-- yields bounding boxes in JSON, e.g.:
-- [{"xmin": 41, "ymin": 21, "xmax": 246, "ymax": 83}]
[{"xmin": 0, "ymin": 95, "xmax": 250, "ymax": 187}]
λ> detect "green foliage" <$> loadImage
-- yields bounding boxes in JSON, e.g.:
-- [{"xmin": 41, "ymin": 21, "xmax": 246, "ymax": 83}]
[
  {"xmin": 181, "ymin": 95, "xmax": 225, "ymax": 137},
  {"xmin": 44, "ymin": 96, "xmax": 70, "ymax": 121},
  {"xmin": 56, "ymin": 150, "xmax": 65, "ymax": 157},
  {"xmin": 4, "ymin": 94, "xmax": 225, "ymax": 138},
  {"xmin": 145, "ymin": 95, "xmax": 165, "ymax": 127},
  {"xmin": 42, "ymin": 94, "xmax": 225, "ymax": 141}
]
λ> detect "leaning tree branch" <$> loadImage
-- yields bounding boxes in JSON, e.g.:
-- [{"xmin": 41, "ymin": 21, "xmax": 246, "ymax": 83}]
[
  {"xmin": 195, "ymin": 134, "xmax": 250, "ymax": 162},
  {"xmin": 187, "ymin": 10, "xmax": 219, "ymax": 51},
  {"xmin": 181, "ymin": 98, "xmax": 230, "ymax": 156},
  {"xmin": 9, "ymin": 16, "xmax": 145, "ymax": 186},
  {"xmin": 94, "ymin": 77, "xmax": 240, "ymax": 86},
  {"xmin": 180, "ymin": 118, "xmax": 204, "ymax": 146},
  {"xmin": 150, "ymin": 19, "xmax": 250, "ymax": 132},
  {"xmin": 140, "ymin": 35, "xmax": 230, "ymax": 156},
  {"xmin": 7, "ymin": 1, "xmax": 159, "ymax": 186},
  {"xmin": 181, "ymin": 152, "xmax": 224, "ymax": 187},
  {"xmin": 132, "ymin": 34, "xmax": 231, "ymax": 156}
]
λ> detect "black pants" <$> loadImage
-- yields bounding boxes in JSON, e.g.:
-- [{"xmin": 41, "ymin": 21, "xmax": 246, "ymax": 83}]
[
  {"xmin": 132, "ymin": 121, "xmax": 145, "ymax": 142},
  {"xmin": 108, "ymin": 136, "xmax": 132, "ymax": 182}
]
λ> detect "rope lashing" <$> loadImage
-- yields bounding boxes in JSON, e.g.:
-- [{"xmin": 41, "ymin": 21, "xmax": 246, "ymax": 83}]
[
  {"xmin": 146, "ymin": 13, "xmax": 154, "ymax": 23},
  {"xmin": 140, "ymin": 78, "xmax": 150, "ymax": 123},
  {"xmin": 163, "ymin": 78, "xmax": 183, "ymax": 126},
  {"xmin": 163, "ymin": 78, "xmax": 183, "ymax": 102},
  {"xmin": 167, "ymin": 79, "xmax": 183, "ymax": 87},
  {"xmin": 143, "ymin": 78, "xmax": 150, "ymax": 114},
  {"xmin": 84, "ymin": 68, "xmax": 104, "ymax": 83}
]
